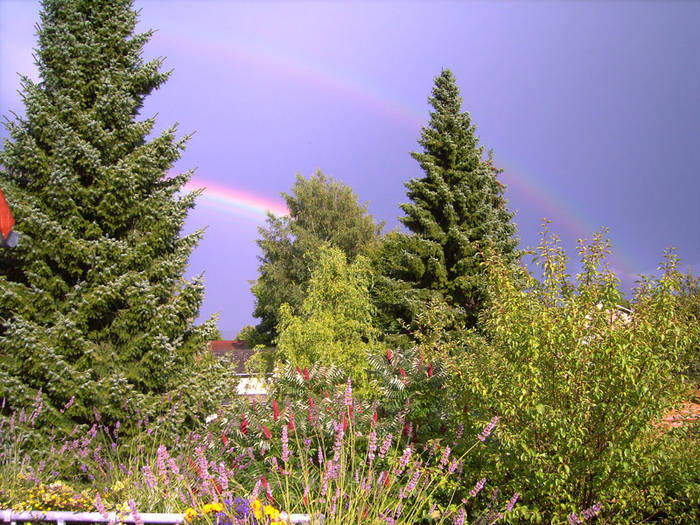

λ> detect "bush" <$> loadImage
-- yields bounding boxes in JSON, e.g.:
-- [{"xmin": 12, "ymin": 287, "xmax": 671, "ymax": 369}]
[{"xmin": 447, "ymin": 225, "xmax": 695, "ymax": 523}]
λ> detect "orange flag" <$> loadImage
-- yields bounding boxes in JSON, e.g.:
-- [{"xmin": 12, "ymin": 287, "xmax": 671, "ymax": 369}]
[{"xmin": 0, "ymin": 187, "xmax": 15, "ymax": 241}]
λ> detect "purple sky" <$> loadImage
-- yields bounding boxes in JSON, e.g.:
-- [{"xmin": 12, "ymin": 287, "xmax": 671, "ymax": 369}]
[{"xmin": 2, "ymin": 1, "xmax": 699, "ymax": 338}]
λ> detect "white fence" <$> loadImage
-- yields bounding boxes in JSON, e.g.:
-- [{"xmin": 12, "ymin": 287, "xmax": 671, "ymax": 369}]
[{"xmin": 1, "ymin": 510, "xmax": 311, "ymax": 525}]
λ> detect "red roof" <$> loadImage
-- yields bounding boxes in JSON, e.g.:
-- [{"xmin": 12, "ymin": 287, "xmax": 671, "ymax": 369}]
[{"xmin": 208, "ymin": 340, "xmax": 256, "ymax": 374}]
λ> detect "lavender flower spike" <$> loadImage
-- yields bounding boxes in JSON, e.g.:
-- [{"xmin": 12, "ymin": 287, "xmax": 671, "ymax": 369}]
[
  {"xmin": 478, "ymin": 416, "xmax": 499, "ymax": 442},
  {"xmin": 344, "ymin": 377, "xmax": 353, "ymax": 407},
  {"xmin": 470, "ymin": 477, "xmax": 486, "ymax": 498},
  {"xmin": 454, "ymin": 506, "xmax": 466, "ymax": 525},
  {"xmin": 568, "ymin": 513, "xmax": 582, "ymax": 525},
  {"xmin": 506, "ymin": 492, "xmax": 519, "ymax": 512},
  {"xmin": 581, "ymin": 503, "xmax": 602, "ymax": 520},
  {"xmin": 379, "ymin": 433, "xmax": 393, "ymax": 459}
]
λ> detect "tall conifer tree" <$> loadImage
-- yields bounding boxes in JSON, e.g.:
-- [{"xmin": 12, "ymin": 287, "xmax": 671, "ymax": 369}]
[
  {"xmin": 0, "ymin": 0, "xmax": 230, "ymax": 438},
  {"xmin": 375, "ymin": 69, "xmax": 518, "ymax": 331}
]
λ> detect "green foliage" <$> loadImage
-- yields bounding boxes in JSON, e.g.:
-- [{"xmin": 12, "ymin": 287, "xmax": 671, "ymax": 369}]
[
  {"xmin": 236, "ymin": 324, "xmax": 269, "ymax": 349},
  {"xmin": 450, "ymin": 224, "xmax": 695, "ymax": 523},
  {"xmin": 276, "ymin": 245, "xmax": 378, "ymax": 395},
  {"xmin": 251, "ymin": 170, "xmax": 382, "ymax": 345},
  {"xmin": 0, "ymin": 0, "xmax": 233, "ymax": 442},
  {"xmin": 676, "ymin": 268, "xmax": 700, "ymax": 388},
  {"xmin": 376, "ymin": 69, "xmax": 518, "ymax": 335}
]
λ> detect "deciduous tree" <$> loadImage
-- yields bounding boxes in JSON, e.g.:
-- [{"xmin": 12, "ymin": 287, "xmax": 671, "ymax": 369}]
[{"xmin": 251, "ymin": 170, "xmax": 381, "ymax": 344}]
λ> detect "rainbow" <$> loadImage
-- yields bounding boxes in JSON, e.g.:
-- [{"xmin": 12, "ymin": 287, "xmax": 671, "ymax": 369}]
[
  {"xmin": 183, "ymin": 179, "xmax": 288, "ymax": 221},
  {"xmin": 163, "ymin": 30, "xmax": 642, "ymax": 278}
]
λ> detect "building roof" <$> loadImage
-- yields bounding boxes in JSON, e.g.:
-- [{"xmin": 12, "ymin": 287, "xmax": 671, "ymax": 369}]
[{"xmin": 208, "ymin": 340, "xmax": 256, "ymax": 374}]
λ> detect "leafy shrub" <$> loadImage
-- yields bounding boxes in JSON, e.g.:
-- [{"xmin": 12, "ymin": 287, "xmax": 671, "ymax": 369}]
[{"xmin": 447, "ymin": 225, "xmax": 695, "ymax": 523}]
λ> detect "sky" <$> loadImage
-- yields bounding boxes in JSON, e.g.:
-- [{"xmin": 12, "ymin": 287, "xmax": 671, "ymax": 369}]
[{"xmin": 1, "ymin": 1, "xmax": 699, "ymax": 339}]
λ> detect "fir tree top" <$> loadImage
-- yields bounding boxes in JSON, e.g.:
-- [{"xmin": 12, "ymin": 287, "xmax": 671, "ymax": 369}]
[{"xmin": 396, "ymin": 68, "xmax": 518, "ymax": 324}]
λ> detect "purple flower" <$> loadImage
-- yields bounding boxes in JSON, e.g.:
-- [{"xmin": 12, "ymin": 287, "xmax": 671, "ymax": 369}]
[
  {"xmin": 156, "ymin": 445, "xmax": 169, "ymax": 475},
  {"xmin": 406, "ymin": 469, "xmax": 421, "ymax": 493},
  {"xmin": 379, "ymin": 433, "xmax": 393, "ymax": 459},
  {"xmin": 399, "ymin": 445, "xmax": 412, "ymax": 471},
  {"xmin": 217, "ymin": 462, "xmax": 229, "ymax": 490},
  {"xmin": 569, "ymin": 502, "xmax": 603, "ymax": 524},
  {"xmin": 129, "ymin": 500, "xmax": 144, "ymax": 525},
  {"xmin": 142, "ymin": 465, "xmax": 156, "ymax": 489},
  {"xmin": 454, "ymin": 506, "xmax": 465, "ymax": 525},
  {"xmin": 332, "ymin": 420, "xmax": 345, "ymax": 462},
  {"xmin": 439, "ymin": 445, "xmax": 451, "ymax": 469},
  {"xmin": 95, "ymin": 492, "xmax": 107, "ymax": 518},
  {"xmin": 344, "ymin": 377, "xmax": 353, "ymax": 407},
  {"xmin": 582, "ymin": 503, "xmax": 602, "ymax": 520},
  {"xmin": 568, "ymin": 513, "xmax": 582, "ymax": 525},
  {"xmin": 368, "ymin": 430, "xmax": 377, "ymax": 462},
  {"xmin": 470, "ymin": 478, "xmax": 486, "ymax": 498},
  {"xmin": 60, "ymin": 396, "xmax": 75, "ymax": 414},
  {"xmin": 194, "ymin": 446, "xmax": 209, "ymax": 479},
  {"xmin": 478, "ymin": 416, "xmax": 499, "ymax": 442},
  {"xmin": 506, "ymin": 492, "xmax": 519, "ymax": 512},
  {"xmin": 448, "ymin": 457, "xmax": 459, "ymax": 475},
  {"xmin": 281, "ymin": 425, "xmax": 290, "ymax": 462}
]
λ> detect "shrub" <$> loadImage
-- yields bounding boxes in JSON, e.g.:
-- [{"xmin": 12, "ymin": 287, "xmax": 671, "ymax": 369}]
[{"xmin": 447, "ymin": 225, "xmax": 695, "ymax": 523}]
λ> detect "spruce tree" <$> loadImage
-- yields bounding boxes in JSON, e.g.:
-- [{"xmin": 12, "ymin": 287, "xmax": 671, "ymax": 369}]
[
  {"xmin": 376, "ymin": 69, "xmax": 518, "ymax": 331},
  {"xmin": 0, "ymin": 0, "xmax": 230, "ymax": 440}
]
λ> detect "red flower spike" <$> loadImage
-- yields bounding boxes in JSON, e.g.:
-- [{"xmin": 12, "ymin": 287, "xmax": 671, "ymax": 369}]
[
  {"xmin": 386, "ymin": 348, "xmax": 392, "ymax": 363},
  {"xmin": 324, "ymin": 391, "xmax": 329, "ymax": 399},
  {"xmin": 349, "ymin": 405, "xmax": 353, "ymax": 419},
  {"xmin": 384, "ymin": 473, "xmax": 391, "ymax": 487},
  {"xmin": 399, "ymin": 367, "xmax": 406, "ymax": 378},
  {"xmin": 373, "ymin": 411, "xmax": 378, "ymax": 424},
  {"xmin": 289, "ymin": 413, "xmax": 295, "ymax": 431},
  {"xmin": 427, "ymin": 363, "xmax": 433, "ymax": 378},
  {"xmin": 342, "ymin": 414, "xmax": 347, "ymax": 432},
  {"xmin": 186, "ymin": 456, "xmax": 202, "ymax": 478},
  {"xmin": 308, "ymin": 396, "xmax": 315, "ymax": 408},
  {"xmin": 221, "ymin": 432, "xmax": 229, "ymax": 446},
  {"xmin": 240, "ymin": 415, "xmax": 248, "ymax": 435},
  {"xmin": 403, "ymin": 421, "xmax": 410, "ymax": 436},
  {"xmin": 272, "ymin": 399, "xmax": 279, "ymax": 421},
  {"xmin": 303, "ymin": 367, "xmax": 310, "ymax": 381},
  {"xmin": 296, "ymin": 365, "xmax": 303, "ymax": 375},
  {"xmin": 262, "ymin": 425, "xmax": 271, "ymax": 440}
]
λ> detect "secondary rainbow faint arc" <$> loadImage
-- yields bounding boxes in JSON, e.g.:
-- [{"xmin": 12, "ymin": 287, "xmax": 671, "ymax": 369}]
[
  {"xmin": 168, "ymin": 32, "xmax": 641, "ymax": 276},
  {"xmin": 183, "ymin": 180, "xmax": 288, "ymax": 221}
]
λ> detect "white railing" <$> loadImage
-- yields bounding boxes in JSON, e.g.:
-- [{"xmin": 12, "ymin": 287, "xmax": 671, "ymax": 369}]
[{"xmin": 1, "ymin": 510, "xmax": 311, "ymax": 525}]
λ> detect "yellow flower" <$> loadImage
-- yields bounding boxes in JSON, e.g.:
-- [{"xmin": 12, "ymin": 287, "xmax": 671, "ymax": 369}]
[
  {"xmin": 263, "ymin": 505, "xmax": 281, "ymax": 521},
  {"xmin": 184, "ymin": 508, "xmax": 197, "ymax": 522}
]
